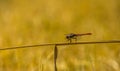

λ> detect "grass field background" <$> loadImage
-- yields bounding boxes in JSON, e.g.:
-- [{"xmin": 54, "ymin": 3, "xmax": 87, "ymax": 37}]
[{"xmin": 0, "ymin": 0, "xmax": 120, "ymax": 71}]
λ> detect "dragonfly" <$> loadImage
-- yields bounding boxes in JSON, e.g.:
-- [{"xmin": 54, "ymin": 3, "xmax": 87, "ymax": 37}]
[{"xmin": 66, "ymin": 33, "xmax": 92, "ymax": 43}]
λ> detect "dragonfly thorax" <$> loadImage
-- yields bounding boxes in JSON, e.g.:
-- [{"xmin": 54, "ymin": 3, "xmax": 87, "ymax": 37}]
[{"xmin": 66, "ymin": 33, "xmax": 77, "ymax": 40}]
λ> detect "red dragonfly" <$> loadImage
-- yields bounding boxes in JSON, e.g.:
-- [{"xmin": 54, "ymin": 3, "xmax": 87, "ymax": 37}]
[{"xmin": 66, "ymin": 33, "xmax": 92, "ymax": 43}]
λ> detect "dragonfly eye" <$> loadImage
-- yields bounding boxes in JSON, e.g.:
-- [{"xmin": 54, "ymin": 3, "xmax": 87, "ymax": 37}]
[{"xmin": 66, "ymin": 36, "xmax": 69, "ymax": 39}]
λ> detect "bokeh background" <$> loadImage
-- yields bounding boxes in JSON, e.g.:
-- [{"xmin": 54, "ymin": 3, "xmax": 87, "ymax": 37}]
[{"xmin": 0, "ymin": 0, "xmax": 120, "ymax": 71}]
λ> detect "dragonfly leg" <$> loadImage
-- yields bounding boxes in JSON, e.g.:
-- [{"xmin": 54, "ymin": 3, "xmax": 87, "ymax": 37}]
[
  {"xmin": 69, "ymin": 39, "xmax": 72, "ymax": 43},
  {"xmin": 73, "ymin": 37, "xmax": 77, "ymax": 42},
  {"xmin": 67, "ymin": 38, "xmax": 72, "ymax": 43}
]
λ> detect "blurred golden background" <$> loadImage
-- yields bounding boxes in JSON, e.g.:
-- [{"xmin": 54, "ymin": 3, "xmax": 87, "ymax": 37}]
[{"xmin": 0, "ymin": 0, "xmax": 120, "ymax": 71}]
